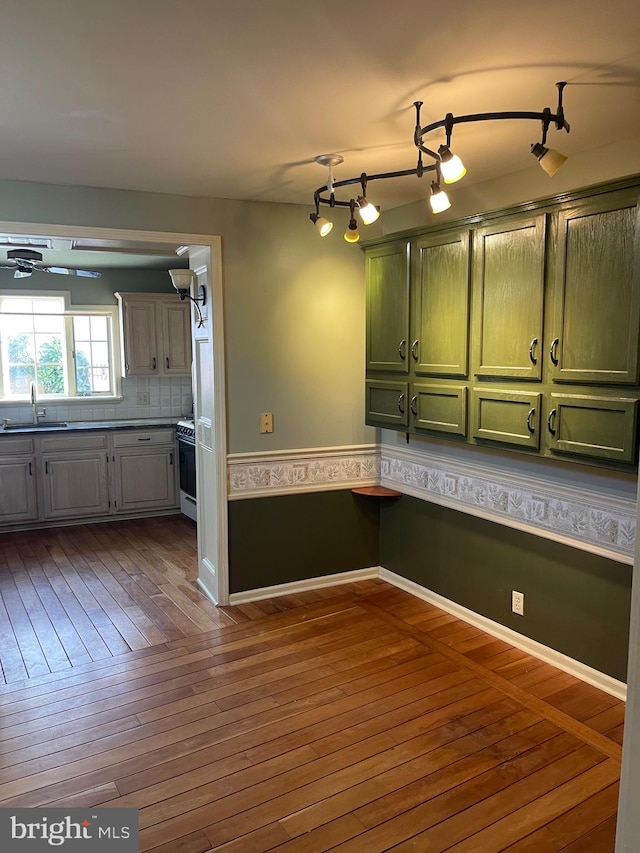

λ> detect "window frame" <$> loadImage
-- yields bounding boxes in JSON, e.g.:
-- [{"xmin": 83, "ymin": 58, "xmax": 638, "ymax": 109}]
[{"xmin": 0, "ymin": 288, "xmax": 122, "ymax": 403}]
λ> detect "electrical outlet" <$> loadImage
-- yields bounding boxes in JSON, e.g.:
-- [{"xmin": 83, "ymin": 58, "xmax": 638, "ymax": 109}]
[
  {"xmin": 259, "ymin": 412, "xmax": 274, "ymax": 434},
  {"xmin": 512, "ymin": 590, "xmax": 525, "ymax": 616},
  {"xmin": 136, "ymin": 391, "xmax": 150, "ymax": 405}
]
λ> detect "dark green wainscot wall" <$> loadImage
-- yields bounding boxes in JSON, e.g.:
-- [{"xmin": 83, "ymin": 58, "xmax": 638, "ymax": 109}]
[
  {"xmin": 379, "ymin": 496, "xmax": 632, "ymax": 682},
  {"xmin": 228, "ymin": 489, "xmax": 380, "ymax": 594}
]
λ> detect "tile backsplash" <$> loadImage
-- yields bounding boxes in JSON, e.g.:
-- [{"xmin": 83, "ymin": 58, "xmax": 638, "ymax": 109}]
[{"xmin": 0, "ymin": 376, "xmax": 193, "ymax": 424}]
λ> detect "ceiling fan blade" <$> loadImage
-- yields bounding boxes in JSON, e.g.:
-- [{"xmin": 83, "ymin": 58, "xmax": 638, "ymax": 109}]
[{"xmin": 41, "ymin": 266, "xmax": 102, "ymax": 278}]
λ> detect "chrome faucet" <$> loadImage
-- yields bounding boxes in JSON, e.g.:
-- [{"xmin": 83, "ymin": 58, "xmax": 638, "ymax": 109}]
[{"xmin": 30, "ymin": 381, "xmax": 46, "ymax": 424}]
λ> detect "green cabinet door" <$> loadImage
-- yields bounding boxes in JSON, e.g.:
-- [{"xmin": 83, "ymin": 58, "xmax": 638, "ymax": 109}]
[
  {"xmin": 410, "ymin": 383, "xmax": 467, "ymax": 436},
  {"xmin": 546, "ymin": 393, "xmax": 638, "ymax": 463},
  {"xmin": 412, "ymin": 229, "xmax": 471, "ymax": 377},
  {"xmin": 548, "ymin": 189, "xmax": 640, "ymax": 384},
  {"xmin": 365, "ymin": 380, "xmax": 409, "ymax": 429},
  {"xmin": 471, "ymin": 388, "xmax": 542, "ymax": 449},
  {"xmin": 365, "ymin": 241, "xmax": 410, "ymax": 373},
  {"xmin": 472, "ymin": 214, "xmax": 546, "ymax": 379}
]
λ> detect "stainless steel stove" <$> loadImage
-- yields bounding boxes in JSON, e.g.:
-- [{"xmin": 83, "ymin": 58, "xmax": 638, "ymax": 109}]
[{"xmin": 176, "ymin": 419, "xmax": 197, "ymax": 522}]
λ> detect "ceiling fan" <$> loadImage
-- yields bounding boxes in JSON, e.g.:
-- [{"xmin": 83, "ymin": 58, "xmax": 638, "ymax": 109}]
[{"xmin": 0, "ymin": 249, "xmax": 101, "ymax": 279}]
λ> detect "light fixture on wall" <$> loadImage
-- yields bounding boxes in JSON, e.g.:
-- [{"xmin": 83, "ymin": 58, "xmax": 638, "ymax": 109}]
[
  {"xmin": 168, "ymin": 269, "xmax": 206, "ymax": 327},
  {"xmin": 309, "ymin": 82, "xmax": 570, "ymax": 239}
]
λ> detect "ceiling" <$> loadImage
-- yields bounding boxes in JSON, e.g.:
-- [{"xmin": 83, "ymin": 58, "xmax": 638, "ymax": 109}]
[{"xmin": 0, "ymin": 0, "xmax": 639, "ymax": 230}]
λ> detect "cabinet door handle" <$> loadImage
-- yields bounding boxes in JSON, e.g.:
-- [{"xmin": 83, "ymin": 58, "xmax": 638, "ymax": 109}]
[
  {"xmin": 410, "ymin": 395, "xmax": 418, "ymax": 416},
  {"xmin": 529, "ymin": 337, "xmax": 538, "ymax": 365},
  {"xmin": 45, "ymin": 460, "xmax": 49, "ymax": 474},
  {"xmin": 137, "ymin": 437, "xmax": 152, "ymax": 441},
  {"xmin": 169, "ymin": 452, "xmax": 174, "ymax": 466},
  {"xmin": 526, "ymin": 407, "xmax": 536, "ymax": 434},
  {"xmin": 550, "ymin": 338, "xmax": 559, "ymax": 366},
  {"xmin": 411, "ymin": 340, "xmax": 419, "ymax": 361},
  {"xmin": 397, "ymin": 393, "xmax": 405, "ymax": 414},
  {"xmin": 28, "ymin": 462, "xmax": 32, "ymax": 476},
  {"xmin": 548, "ymin": 408, "xmax": 557, "ymax": 435},
  {"xmin": 152, "ymin": 357, "xmax": 157, "ymax": 370},
  {"xmin": 166, "ymin": 357, "xmax": 170, "ymax": 369},
  {"xmin": 398, "ymin": 339, "xmax": 406, "ymax": 361}
]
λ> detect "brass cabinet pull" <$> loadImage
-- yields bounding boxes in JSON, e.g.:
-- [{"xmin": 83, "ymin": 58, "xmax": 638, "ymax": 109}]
[
  {"xmin": 410, "ymin": 395, "xmax": 418, "ymax": 416},
  {"xmin": 526, "ymin": 407, "xmax": 536, "ymax": 434},
  {"xmin": 548, "ymin": 408, "xmax": 557, "ymax": 435},
  {"xmin": 550, "ymin": 338, "xmax": 559, "ymax": 366},
  {"xmin": 397, "ymin": 393, "xmax": 405, "ymax": 414},
  {"xmin": 411, "ymin": 340, "xmax": 419, "ymax": 361},
  {"xmin": 529, "ymin": 337, "xmax": 538, "ymax": 365},
  {"xmin": 398, "ymin": 339, "xmax": 406, "ymax": 360}
]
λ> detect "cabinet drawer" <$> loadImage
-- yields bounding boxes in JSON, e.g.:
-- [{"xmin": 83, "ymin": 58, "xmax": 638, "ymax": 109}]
[
  {"xmin": 112, "ymin": 429, "xmax": 175, "ymax": 447},
  {"xmin": 546, "ymin": 394, "xmax": 638, "ymax": 463},
  {"xmin": 365, "ymin": 380, "xmax": 409, "ymax": 429},
  {"xmin": 472, "ymin": 388, "xmax": 541, "ymax": 449},
  {"xmin": 0, "ymin": 437, "xmax": 35, "ymax": 456},
  {"xmin": 41, "ymin": 432, "xmax": 108, "ymax": 452},
  {"xmin": 411, "ymin": 384, "xmax": 467, "ymax": 436}
]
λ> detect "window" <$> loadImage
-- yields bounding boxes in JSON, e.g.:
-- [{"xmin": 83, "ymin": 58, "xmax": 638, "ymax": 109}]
[{"xmin": 0, "ymin": 292, "xmax": 121, "ymax": 400}]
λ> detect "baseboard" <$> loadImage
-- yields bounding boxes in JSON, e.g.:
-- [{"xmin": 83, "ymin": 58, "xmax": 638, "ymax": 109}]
[
  {"xmin": 228, "ymin": 567, "xmax": 381, "ymax": 605},
  {"xmin": 226, "ymin": 564, "xmax": 626, "ymax": 699},
  {"xmin": 380, "ymin": 567, "xmax": 627, "ymax": 700}
]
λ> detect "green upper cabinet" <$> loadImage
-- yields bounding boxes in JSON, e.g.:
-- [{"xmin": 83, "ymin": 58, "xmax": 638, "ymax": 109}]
[
  {"xmin": 365, "ymin": 241, "xmax": 410, "ymax": 373},
  {"xmin": 472, "ymin": 213, "xmax": 546, "ymax": 380},
  {"xmin": 548, "ymin": 189, "xmax": 640, "ymax": 385},
  {"xmin": 412, "ymin": 229, "xmax": 471, "ymax": 377}
]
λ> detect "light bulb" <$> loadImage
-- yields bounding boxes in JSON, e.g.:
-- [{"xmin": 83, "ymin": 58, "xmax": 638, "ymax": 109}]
[
  {"xmin": 429, "ymin": 182, "xmax": 451, "ymax": 214},
  {"xmin": 344, "ymin": 220, "xmax": 360, "ymax": 243},
  {"xmin": 438, "ymin": 145, "xmax": 467, "ymax": 184},
  {"xmin": 356, "ymin": 196, "xmax": 380, "ymax": 225},
  {"xmin": 531, "ymin": 142, "xmax": 567, "ymax": 177}
]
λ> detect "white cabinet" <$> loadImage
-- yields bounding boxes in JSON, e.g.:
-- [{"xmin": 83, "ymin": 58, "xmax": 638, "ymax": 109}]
[
  {"xmin": 0, "ymin": 438, "xmax": 37, "ymax": 523},
  {"xmin": 111, "ymin": 429, "xmax": 177, "ymax": 513},
  {"xmin": 40, "ymin": 433, "xmax": 110, "ymax": 520},
  {"xmin": 115, "ymin": 292, "xmax": 192, "ymax": 377},
  {"xmin": 0, "ymin": 426, "xmax": 178, "ymax": 528}
]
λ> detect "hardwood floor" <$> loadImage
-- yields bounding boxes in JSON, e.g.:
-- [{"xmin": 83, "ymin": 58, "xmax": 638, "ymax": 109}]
[{"xmin": 0, "ymin": 518, "xmax": 624, "ymax": 851}]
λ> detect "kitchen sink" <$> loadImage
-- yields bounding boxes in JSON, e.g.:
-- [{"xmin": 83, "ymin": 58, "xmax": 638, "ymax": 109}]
[{"xmin": 3, "ymin": 422, "xmax": 69, "ymax": 430}]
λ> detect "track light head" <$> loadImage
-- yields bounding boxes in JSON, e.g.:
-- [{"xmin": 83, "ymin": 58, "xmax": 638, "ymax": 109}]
[
  {"xmin": 438, "ymin": 144, "xmax": 466, "ymax": 184},
  {"xmin": 356, "ymin": 195, "xmax": 380, "ymax": 225},
  {"xmin": 531, "ymin": 142, "xmax": 568, "ymax": 177},
  {"xmin": 429, "ymin": 181, "xmax": 451, "ymax": 214},
  {"xmin": 310, "ymin": 212, "xmax": 333, "ymax": 236},
  {"xmin": 344, "ymin": 218, "xmax": 360, "ymax": 243}
]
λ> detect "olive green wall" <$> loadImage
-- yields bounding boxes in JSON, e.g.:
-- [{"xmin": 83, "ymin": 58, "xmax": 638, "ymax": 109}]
[
  {"xmin": 380, "ymin": 495, "xmax": 632, "ymax": 681},
  {"xmin": 0, "ymin": 180, "xmax": 374, "ymax": 454},
  {"xmin": 228, "ymin": 490, "xmax": 380, "ymax": 594}
]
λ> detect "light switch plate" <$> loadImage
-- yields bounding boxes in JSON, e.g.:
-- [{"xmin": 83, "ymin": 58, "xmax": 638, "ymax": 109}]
[{"xmin": 260, "ymin": 412, "xmax": 274, "ymax": 434}]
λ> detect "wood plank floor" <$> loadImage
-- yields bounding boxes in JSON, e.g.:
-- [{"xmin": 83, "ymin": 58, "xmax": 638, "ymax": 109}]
[{"xmin": 0, "ymin": 518, "xmax": 624, "ymax": 851}]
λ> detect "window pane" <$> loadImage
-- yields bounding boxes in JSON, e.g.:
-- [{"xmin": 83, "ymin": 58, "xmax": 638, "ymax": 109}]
[
  {"xmin": 73, "ymin": 315, "xmax": 91, "ymax": 339},
  {"xmin": 36, "ymin": 334, "xmax": 66, "ymax": 395},
  {"xmin": 72, "ymin": 315, "xmax": 113, "ymax": 395},
  {"xmin": 90, "ymin": 315, "xmax": 108, "ymax": 340}
]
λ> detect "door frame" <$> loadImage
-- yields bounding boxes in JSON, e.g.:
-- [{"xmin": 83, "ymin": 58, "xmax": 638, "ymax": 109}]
[{"xmin": 0, "ymin": 219, "xmax": 229, "ymax": 604}]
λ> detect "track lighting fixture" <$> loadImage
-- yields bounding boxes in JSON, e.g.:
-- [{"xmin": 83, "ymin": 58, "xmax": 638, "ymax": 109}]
[{"xmin": 309, "ymin": 82, "xmax": 570, "ymax": 241}]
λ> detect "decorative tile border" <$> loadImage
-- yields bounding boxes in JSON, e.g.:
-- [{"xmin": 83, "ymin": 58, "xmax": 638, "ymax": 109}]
[
  {"xmin": 381, "ymin": 445, "xmax": 636, "ymax": 563},
  {"xmin": 227, "ymin": 442, "xmax": 636, "ymax": 562},
  {"xmin": 227, "ymin": 445, "xmax": 380, "ymax": 499}
]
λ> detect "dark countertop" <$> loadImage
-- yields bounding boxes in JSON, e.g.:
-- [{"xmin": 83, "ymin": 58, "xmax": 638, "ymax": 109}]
[{"xmin": 0, "ymin": 418, "xmax": 179, "ymax": 435}]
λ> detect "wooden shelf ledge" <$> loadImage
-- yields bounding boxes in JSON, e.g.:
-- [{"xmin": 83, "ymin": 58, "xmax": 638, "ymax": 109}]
[{"xmin": 351, "ymin": 486, "xmax": 402, "ymax": 499}]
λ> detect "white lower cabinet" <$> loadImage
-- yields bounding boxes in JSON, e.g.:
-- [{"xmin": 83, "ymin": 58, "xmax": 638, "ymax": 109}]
[
  {"xmin": 111, "ymin": 429, "xmax": 177, "ymax": 513},
  {"xmin": 0, "ymin": 442, "xmax": 38, "ymax": 523},
  {"xmin": 0, "ymin": 426, "xmax": 178, "ymax": 527}
]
